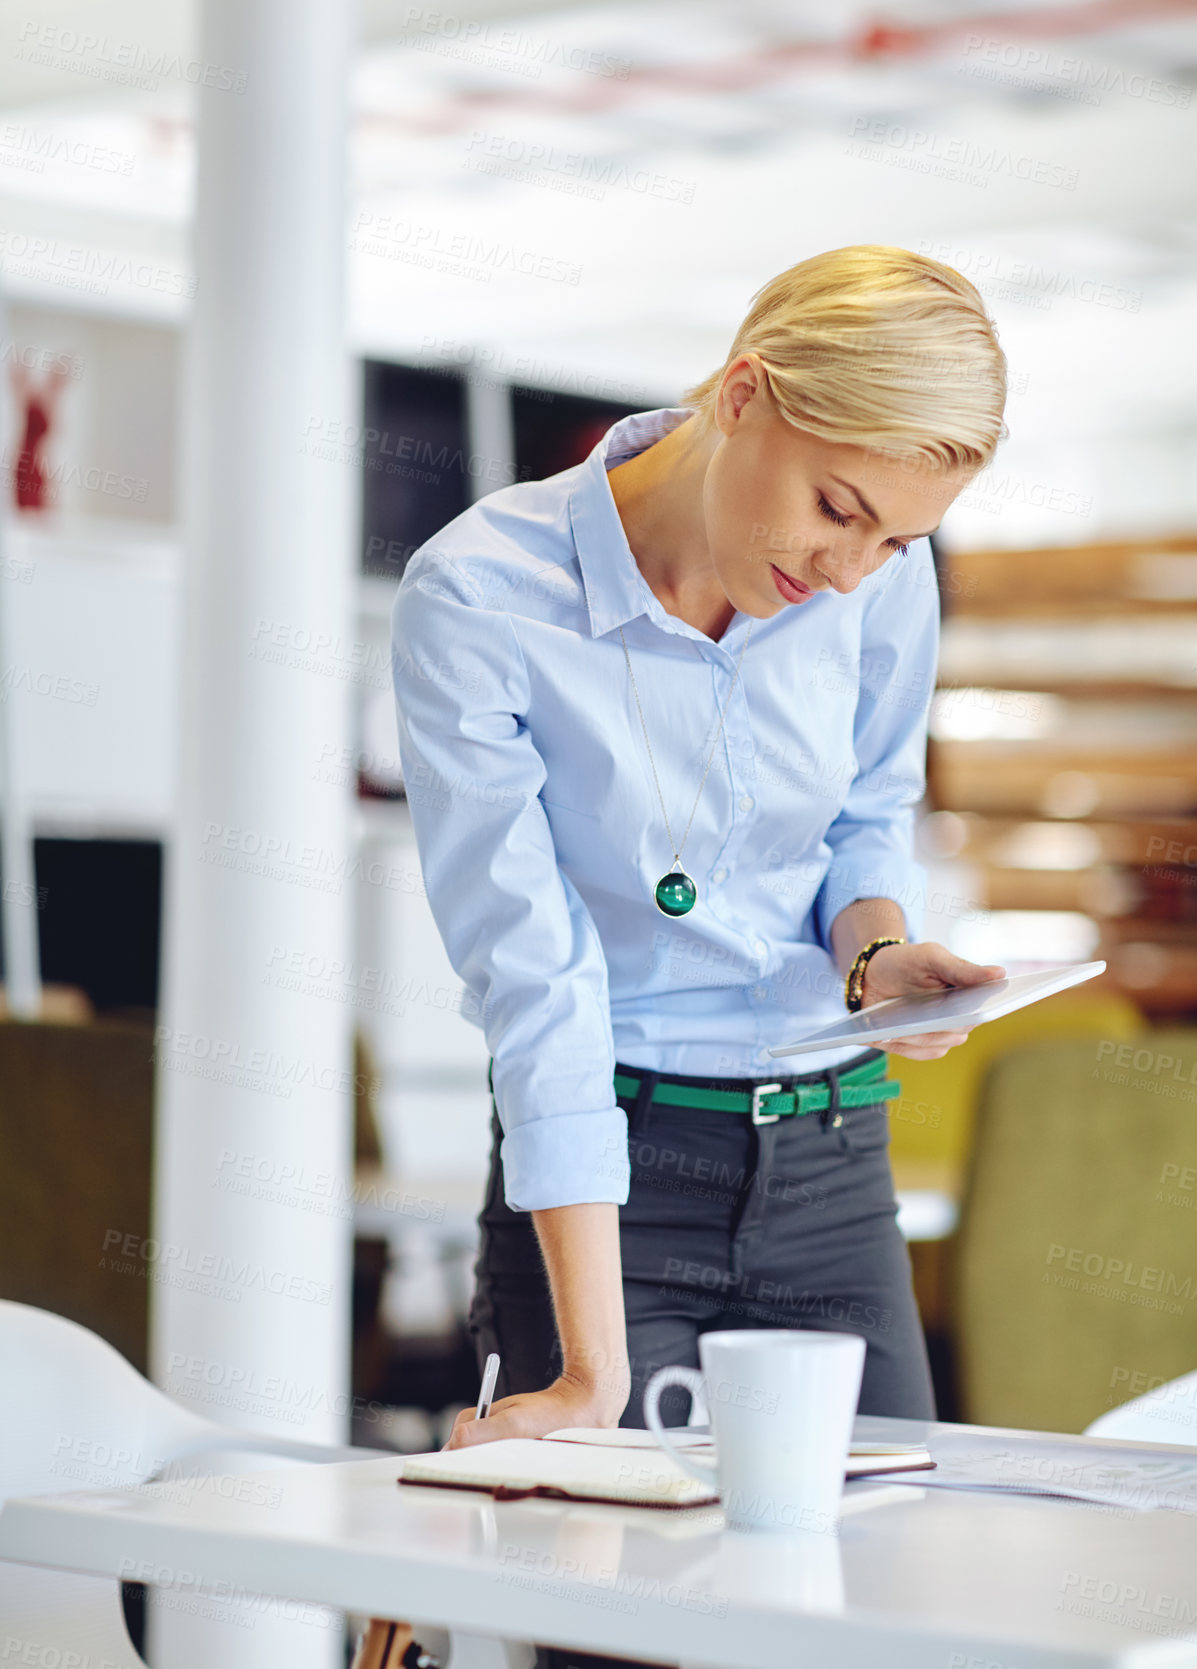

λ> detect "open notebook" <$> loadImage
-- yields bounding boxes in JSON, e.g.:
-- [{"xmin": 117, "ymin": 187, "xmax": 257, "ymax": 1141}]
[{"xmin": 398, "ymin": 1427, "xmax": 934, "ymax": 1510}]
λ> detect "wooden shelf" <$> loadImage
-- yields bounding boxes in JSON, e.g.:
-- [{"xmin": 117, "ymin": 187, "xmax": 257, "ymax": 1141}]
[
  {"xmin": 929, "ymin": 536, "xmax": 1197, "ymax": 1021},
  {"xmin": 923, "ymin": 815, "xmax": 1197, "ymax": 868},
  {"xmin": 944, "ymin": 537, "xmax": 1197, "ymax": 617},
  {"xmin": 931, "ymin": 747, "xmax": 1197, "ymax": 818},
  {"xmin": 977, "ymin": 868, "xmax": 1134, "ymax": 915}
]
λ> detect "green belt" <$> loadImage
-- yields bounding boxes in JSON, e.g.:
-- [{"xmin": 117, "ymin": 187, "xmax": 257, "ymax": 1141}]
[{"xmin": 613, "ymin": 1053, "xmax": 899, "ymax": 1126}]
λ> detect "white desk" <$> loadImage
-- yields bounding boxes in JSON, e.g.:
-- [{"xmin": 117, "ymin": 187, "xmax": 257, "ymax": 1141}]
[{"xmin": 2, "ymin": 1418, "xmax": 1195, "ymax": 1669}]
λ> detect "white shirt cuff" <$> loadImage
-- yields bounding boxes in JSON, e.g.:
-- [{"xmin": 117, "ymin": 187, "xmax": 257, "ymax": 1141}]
[{"xmin": 499, "ymin": 1106, "xmax": 630, "ymax": 1212}]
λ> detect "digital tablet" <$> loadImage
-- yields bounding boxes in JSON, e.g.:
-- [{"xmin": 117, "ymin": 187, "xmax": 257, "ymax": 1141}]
[{"xmin": 769, "ymin": 960, "xmax": 1106, "ymax": 1058}]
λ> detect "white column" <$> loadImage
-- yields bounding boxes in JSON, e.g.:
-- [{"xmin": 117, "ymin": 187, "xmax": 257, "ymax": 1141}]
[
  {"xmin": 151, "ymin": 0, "xmax": 355, "ymax": 1452},
  {"xmin": 465, "ymin": 371, "xmax": 515, "ymax": 503},
  {"xmin": 0, "ymin": 285, "xmax": 42, "ymax": 1019}
]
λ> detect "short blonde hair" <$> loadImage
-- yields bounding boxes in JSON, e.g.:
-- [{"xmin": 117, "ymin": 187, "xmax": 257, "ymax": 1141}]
[{"xmin": 683, "ymin": 245, "xmax": 1007, "ymax": 473}]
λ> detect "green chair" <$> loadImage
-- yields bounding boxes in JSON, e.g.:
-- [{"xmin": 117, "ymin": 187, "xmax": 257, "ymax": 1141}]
[
  {"xmin": 954, "ymin": 1030, "xmax": 1197, "ymax": 1433},
  {"xmin": 888, "ymin": 988, "xmax": 1142, "ymax": 1174}
]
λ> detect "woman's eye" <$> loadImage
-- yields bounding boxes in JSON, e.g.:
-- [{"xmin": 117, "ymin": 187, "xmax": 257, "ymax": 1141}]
[
  {"xmin": 817, "ymin": 493, "xmax": 851, "ymax": 527},
  {"xmin": 819, "ymin": 492, "xmax": 909, "ymax": 558}
]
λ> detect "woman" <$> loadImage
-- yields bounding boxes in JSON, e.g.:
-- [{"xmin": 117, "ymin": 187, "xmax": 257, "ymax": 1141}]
[{"xmin": 391, "ymin": 245, "xmax": 1007, "ymax": 1448}]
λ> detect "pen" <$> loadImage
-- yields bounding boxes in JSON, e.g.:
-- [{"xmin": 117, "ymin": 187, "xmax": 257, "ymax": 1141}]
[{"xmin": 476, "ymin": 1351, "xmax": 500, "ymax": 1420}]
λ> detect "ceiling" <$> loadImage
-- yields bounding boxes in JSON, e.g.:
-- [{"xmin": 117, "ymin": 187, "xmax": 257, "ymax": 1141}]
[{"xmin": 1, "ymin": 0, "xmax": 1195, "ymax": 545}]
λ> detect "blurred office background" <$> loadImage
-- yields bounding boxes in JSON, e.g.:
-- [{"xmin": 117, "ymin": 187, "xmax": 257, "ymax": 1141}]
[{"xmin": 2, "ymin": 0, "xmax": 1196, "ymax": 1467}]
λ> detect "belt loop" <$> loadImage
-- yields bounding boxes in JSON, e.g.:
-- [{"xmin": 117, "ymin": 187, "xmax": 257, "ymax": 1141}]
[
  {"xmin": 820, "ymin": 1068, "xmax": 842, "ymax": 1131},
  {"xmin": 821, "ymin": 1067, "xmax": 854, "ymax": 1153},
  {"xmin": 628, "ymin": 1069, "xmax": 660, "ymax": 1140}
]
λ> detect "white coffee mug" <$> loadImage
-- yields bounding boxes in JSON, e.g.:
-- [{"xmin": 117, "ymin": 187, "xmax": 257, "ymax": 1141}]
[{"xmin": 643, "ymin": 1329, "xmax": 866, "ymax": 1535}]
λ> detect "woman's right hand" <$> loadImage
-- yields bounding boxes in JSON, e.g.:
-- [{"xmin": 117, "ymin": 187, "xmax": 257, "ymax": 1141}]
[
  {"xmin": 443, "ymin": 1370, "xmax": 629, "ymax": 1450},
  {"xmin": 446, "ymin": 1200, "xmax": 631, "ymax": 1450}
]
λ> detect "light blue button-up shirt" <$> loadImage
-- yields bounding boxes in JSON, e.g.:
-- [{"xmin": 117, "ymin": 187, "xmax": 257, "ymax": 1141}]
[{"xmin": 391, "ymin": 407, "xmax": 938, "ymax": 1211}]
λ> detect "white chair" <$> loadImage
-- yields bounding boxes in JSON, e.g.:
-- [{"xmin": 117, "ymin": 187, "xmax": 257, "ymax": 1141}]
[
  {"xmin": 0, "ymin": 1300, "xmax": 382, "ymax": 1668},
  {"xmin": 1, "ymin": 1302, "xmax": 533, "ymax": 1669},
  {"xmin": 1084, "ymin": 1370, "xmax": 1197, "ymax": 1446}
]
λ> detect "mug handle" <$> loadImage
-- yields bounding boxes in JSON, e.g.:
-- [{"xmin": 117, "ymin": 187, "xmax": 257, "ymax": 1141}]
[{"xmin": 643, "ymin": 1365, "xmax": 719, "ymax": 1486}]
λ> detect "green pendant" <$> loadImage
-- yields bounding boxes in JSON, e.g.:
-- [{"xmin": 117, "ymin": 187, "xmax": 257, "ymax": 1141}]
[{"xmin": 654, "ymin": 870, "xmax": 698, "ymax": 917}]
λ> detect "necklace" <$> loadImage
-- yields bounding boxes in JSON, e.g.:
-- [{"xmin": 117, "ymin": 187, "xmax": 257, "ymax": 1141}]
[{"xmin": 619, "ymin": 621, "xmax": 753, "ymax": 918}]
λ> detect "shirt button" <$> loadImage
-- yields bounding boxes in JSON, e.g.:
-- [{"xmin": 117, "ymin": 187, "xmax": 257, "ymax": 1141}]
[
  {"xmin": 753, "ymin": 939, "xmax": 767, "ymax": 958},
  {"xmin": 738, "ymin": 795, "xmax": 754, "ymax": 813},
  {"xmin": 712, "ymin": 866, "xmax": 728, "ymax": 885}
]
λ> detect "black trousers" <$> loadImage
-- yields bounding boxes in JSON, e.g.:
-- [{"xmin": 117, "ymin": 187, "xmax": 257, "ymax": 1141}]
[{"xmin": 468, "ymin": 1061, "xmax": 935, "ymax": 1429}]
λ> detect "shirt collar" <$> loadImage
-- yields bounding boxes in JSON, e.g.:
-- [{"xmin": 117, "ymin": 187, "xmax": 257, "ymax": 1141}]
[{"xmin": 568, "ymin": 406, "xmax": 695, "ymax": 640}]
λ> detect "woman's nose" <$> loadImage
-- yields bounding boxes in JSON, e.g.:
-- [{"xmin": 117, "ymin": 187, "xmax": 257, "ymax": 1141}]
[{"xmin": 815, "ymin": 545, "xmax": 868, "ymax": 595}]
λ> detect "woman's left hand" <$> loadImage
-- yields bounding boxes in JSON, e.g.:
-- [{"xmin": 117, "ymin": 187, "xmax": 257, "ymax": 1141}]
[{"xmin": 860, "ymin": 941, "xmax": 1005, "ymax": 1061}]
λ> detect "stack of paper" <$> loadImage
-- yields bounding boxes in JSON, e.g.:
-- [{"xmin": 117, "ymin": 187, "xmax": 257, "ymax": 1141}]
[{"xmin": 881, "ymin": 1437, "xmax": 1197, "ymax": 1513}]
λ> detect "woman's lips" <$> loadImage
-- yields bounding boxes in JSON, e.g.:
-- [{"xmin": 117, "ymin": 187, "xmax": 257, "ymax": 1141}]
[{"xmin": 771, "ymin": 564, "xmax": 812, "ymax": 604}]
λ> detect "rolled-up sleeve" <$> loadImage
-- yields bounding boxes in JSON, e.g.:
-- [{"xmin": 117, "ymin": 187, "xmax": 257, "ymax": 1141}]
[
  {"xmin": 814, "ymin": 541, "xmax": 939, "ymax": 950},
  {"xmin": 391, "ymin": 552, "xmax": 627, "ymax": 1212}
]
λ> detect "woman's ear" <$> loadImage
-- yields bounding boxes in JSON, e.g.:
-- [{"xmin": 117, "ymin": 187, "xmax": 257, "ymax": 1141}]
[{"xmin": 714, "ymin": 354, "xmax": 767, "ymax": 434}]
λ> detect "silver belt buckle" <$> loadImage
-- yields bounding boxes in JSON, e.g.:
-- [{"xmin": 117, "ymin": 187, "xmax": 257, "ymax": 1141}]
[{"xmin": 751, "ymin": 1082, "xmax": 783, "ymax": 1125}]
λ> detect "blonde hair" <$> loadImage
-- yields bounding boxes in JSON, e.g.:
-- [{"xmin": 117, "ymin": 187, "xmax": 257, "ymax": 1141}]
[{"xmin": 683, "ymin": 245, "xmax": 1007, "ymax": 472}]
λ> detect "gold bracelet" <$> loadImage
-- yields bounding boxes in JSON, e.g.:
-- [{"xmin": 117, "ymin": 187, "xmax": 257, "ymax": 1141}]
[{"xmin": 845, "ymin": 936, "xmax": 906, "ymax": 1013}]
